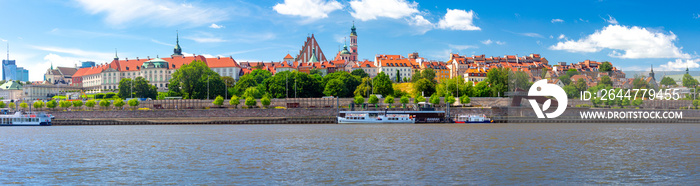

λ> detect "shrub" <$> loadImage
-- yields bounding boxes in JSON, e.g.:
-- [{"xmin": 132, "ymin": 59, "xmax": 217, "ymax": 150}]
[
  {"xmin": 114, "ymin": 99, "xmax": 125, "ymax": 109},
  {"xmin": 245, "ymin": 96, "xmax": 256, "ymax": 108},
  {"xmin": 105, "ymin": 92, "xmax": 117, "ymax": 99},
  {"xmin": 229, "ymin": 95, "xmax": 240, "ymax": 108},
  {"xmin": 128, "ymin": 99, "xmax": 139, "ymax": 109},
  {"xmin": 261, "ymin": 96, "xmax": 271, "ymax": 108},
  {"xmin": 99, "ymin": 100, "xmax": 111, "ymax": 110},
  {"xmin": 95, "ymin": 93, "xmax": 105, "ymax": 99},
  {"xmin": 212, "ymin": 95, "xmax": 224, "ymax": 107}
]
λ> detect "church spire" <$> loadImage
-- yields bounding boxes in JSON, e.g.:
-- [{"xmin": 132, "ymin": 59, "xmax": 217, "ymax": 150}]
[
  {"xmin": 173, "ymin": 30, "xmax": 182, "ymax": 56},
  {"xmin": 114, "ymin": 48, "xmax": 119, "ymax": 61}
]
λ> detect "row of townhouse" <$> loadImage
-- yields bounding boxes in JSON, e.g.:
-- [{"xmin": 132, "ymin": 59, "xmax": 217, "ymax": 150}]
[{"xmin": 71, "ymin": 55, "xmax": 241, "ymax": 93}]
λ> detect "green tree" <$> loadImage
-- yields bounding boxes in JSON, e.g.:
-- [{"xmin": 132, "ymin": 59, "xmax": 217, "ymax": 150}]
[
  {"xmin": 45, "ymin": 100, "xmax": 57, "ymax": 111},
  {"xmin": 414, "ymin": 95, "xmax": 426, "ymax": 103},
  {"xmin": 351, "ymin": 69, "xmax": 369, "ymax": 78},
  {"xmin": 632, "ymin": 99, "xmax": 643, "ymax": 107},
  {"xmin": 566, "ymin": 68, "xmax": 579, "ymax": 77},
  {"xmin": 679, "ymin": 74, "xmax": 696, "ymax": 88},
  {"xmin": 9, "ymin": 102, "xmax": 15, "ymax": 111},
  {"xmin": 128, "ymin": 99, "xmax": 139, "ymax": 109},
  {"xmin": 413, "ymin": 78, "xmax": 435, "ymax": 97},
  {"xmin": 243, "ymin": 87, "xmax": 263, "ymax": 99},
  {"xmin": 563, "ymin": 85, "xmax": 579, "ymax": 98},
  {"xmin": 600, "ymin": 75, "xmax": 613, "ymax": 87},
  {"xmin": 599, "ymin": 61, "xmax": 613, "ymax": 72},
  {"xmin": 59, "ymin": 100, "xmax": 71, "ymax": 110},
  {"xmin": 558, "ymin": 75, "xmax": 572, "ymax": 86},
  {"xmin": 420, "ymin": 68, "xmax": 436, "ymax": 83},
  {"xmin": 487, "ymin": 67, "xmax": 509, "ymax": 97},
  {"xmin": 321, "ymin": 71, "xmax": 361, "ymax": 97},
  {"xmin": 19, "ymin": 102, "xmax": 28, "ymax": 110},
  {"xmin": 261, "ymin": 95, "xmax": 271, "ymax": 108},
  {"xmin": 395, "ymin": 70, "xmax": 401, "ymax": 82},
  {"xmin": 99, "ymin": 100, "xmax": 111, "ymax": 110},
  {"xmin": 383, "ymin": 95, "xmax": 395, "ymax": 108},
  {"xmin": 72, "ymin": 100, "xmax": 83, "ymax": 110},
  {"xmin": 372, "ymin": 72, "xmax": 394, "ymax": 97},
  {"xmin": 574, "ymin": 78, "xmax": 588, "ymax": 92},
  {"xmin": 33, "ymin": 101, "xmax": 44, "ymax": 110},
  {"xmin": 429, "ymin": 94, "xmax": 440, "ymax": 105},
  {"xmin": 131, "ymin": 77, "xmax": 157, "ymax": 99},
  {"xmin": 354, "ymin": 77, "xmax": 372, "ymax": 97},
  {"xmin": 460, "ymin": 95, "xmax": 471, "ymax": 106},
  {"xmin": 368, "ymin": 94, "xmax": 379, "ymax": 108},
  {"xmin": 0, "ymin": 101, "xmax": 6, "ymax": 108},
  {"xmin": 118, "ymin": 78, "xmax": 134, "ymax": 99},
  {"xmin": 245, "ymin": 96, "xmax": 256, "ymax": 108},
  {"xmin": 234, "ymin": 69, "xmax": 272, "ymax": 95},
  {"xmin": 229, "ymin": 95, "xmax": 240, "ymax": 108},
  {"xmin": 400, "ymin": 95, "xmax": 409, "ymax": 108},
  {"xmin": 221, "ymin": 76, "xmax": 236, "ymax": 87},
  {"xmin": 353, "ymin": 96, "xmax": 365, "ymax": 108},
  {"xmin": 659, "ymin": 76, "xmax": 677, "ymax": 87},
  {"xmin": 511, "ymin": 71, "xmax": 532, "ymax": 90},
  {"xmin": 323, "ymin": 79, "xmax": 346, "ymax": 97},
  {"xmin": 86, "ymin": 100, "xmax": 97, "ymax": 110},
  {"xmin": 446, "ymin": 94, "xmax": 456, "ymax": 105},
  {"xmin": 309, "ymin": 68, "xmax": 322, "ymax": 76},
  {"xmin": 212, "ymin": 95, "xmax": 224, "ymax": 107},
  {"xmin": 474, "ymin": 81, "xmax": 491, "ymax": 97},
  {"xmin": 169, "ymin": 60, "xmax": 226, "ymax": 99},
  {"xmin": 113, "ymin": 99, "xmax": 126, "ymax": 109},
  {"xmin": 693, "ymin": 100, "xmax": 700, "ymax": 109}
]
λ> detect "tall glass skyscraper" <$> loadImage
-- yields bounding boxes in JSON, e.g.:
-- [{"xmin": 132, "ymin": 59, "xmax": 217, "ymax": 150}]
[
  {"xmin": 2, "ymin": 59, "xmax": 17, "ymax": 81},
  {"xmin": 16, "ymin": 67, "xmax": 28, "ymax": 82}
]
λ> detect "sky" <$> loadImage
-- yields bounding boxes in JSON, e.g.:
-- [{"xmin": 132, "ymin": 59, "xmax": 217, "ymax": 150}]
[{"xmin": 1, "ymin": 0, "xmax": 699, "ymax": 81}]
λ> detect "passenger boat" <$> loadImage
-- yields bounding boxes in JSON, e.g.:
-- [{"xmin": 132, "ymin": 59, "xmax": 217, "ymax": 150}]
[
  {"xmin": 338, "ymin": 110, "xmax": 446, "ymax": 124},
  {"xmin": 0, "ymin": 111, "xmax": 53, "ymax": 126},
  {"xmin": 454, "ymin": 114, "xmax": 492, "ymax": 123}
]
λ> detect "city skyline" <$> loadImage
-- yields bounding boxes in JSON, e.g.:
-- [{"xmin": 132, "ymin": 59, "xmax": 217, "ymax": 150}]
[{"xmin": 1, "ymin": 0, "xmax": 699, "ymax": 81}]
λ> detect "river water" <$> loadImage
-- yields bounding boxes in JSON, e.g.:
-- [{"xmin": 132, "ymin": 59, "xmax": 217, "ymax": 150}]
[{"xmin": 0, "ymin": 124, "xmax": 697, "ymax": 184}]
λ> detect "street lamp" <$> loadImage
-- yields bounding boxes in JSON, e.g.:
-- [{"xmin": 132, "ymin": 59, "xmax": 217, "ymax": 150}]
[{"xmin": 207, "ymin": 75, "xmax": 210, "ymax": 100}]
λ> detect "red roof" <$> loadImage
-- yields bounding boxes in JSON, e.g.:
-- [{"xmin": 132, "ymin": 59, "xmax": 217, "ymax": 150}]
[
  {"xmin": 205, "ymin": 57, "xmax": 239, "ymax": 68},
  {"xmin": 162, "ymin": 55, "xmax": 207, "ymax": 69},
  {"xmin": 283, "ymin": 54, "xmax": 294, "ymax": 59},
  {"xmin": 73, "ymin": 67, "xmax": 90, "ymax": 77}
]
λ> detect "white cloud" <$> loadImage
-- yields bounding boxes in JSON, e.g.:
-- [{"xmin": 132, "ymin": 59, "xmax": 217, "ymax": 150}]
[
  {"xmin": 209, "ymin": 23, "xmax": 225, "ymax": 29},
  {"xmin": 437, "ymin": 9, "xmax": 480, "ymax": 31},
  {"xmin": 604, "ymin": 15, "xmax": 618, "ymax": 24},
  {"xmin": 407, "ymin": 15, "xmax": 433, "ymax": 34},
  {"xmin": 695, "ymin": 13, "xmax": 700, "ymax": 19},
  {"xmin": 185, "ymin": 37, "xmax": 227, "ymax": 43},
  {"xmin": 520, "ymin": 33, "xmax": 543, "ymax": 38},
  {"xmin": 480, "ymin": 39, "xmax": 505, "ymax": 45},
  {"xmin": 273, "ymin": 0, "xmax": 343, "ymax": 20},
  {"xmin": 658, "ymin": 59, "xmax": 700, "ymax": 71},
  {"xmin": 549, "ymin": 25, "xmax": 691, "ymax": 59},
  {"xmin": 0, "ymin": 38, "xmax": 6, "ymax": 42},
  {"xmin": 151, "ymin": 39, "xmax": 174, "ymax": 47},
  {"xmin": 448, "ymin": 44, "xmax": 478, "ymax": 51},
  {"xmin": 578, "ymin": 18, "xmax": 589, "ymax": 23},
  {"xmin": 31, "ymin": 46, "xmax": 113, "ymax": 59},
  {"xmin": 349, "ymin": 0, "xmax": 418, "ymax": 21},
  {"xmin": 75, "ymin": 0, "xmax": 227, "ymax": 27},
  {"xmin": 551, "ymin": 19, "xmax": 564, "ymax": 23},
  {"xmin": 558, "ymin": 34, "xmax": 566, "ymax": 40}
]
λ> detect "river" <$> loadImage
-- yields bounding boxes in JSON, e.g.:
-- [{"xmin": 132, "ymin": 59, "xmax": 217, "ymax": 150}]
[{"xmin": 0, "ymin": 124, "xmax": 697, "ymax": 184}]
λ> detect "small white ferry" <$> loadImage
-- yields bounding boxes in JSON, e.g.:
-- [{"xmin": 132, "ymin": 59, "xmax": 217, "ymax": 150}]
[
  {"xmin": 454, "ymin": 114, "xmax": 492, "ymax": 123},
  {"xmin": 0, "ymin": 111, "xmax": 53, "ymax": 126},
  {"xmin": 338, "ymin": 111, "xmax": 415, "ymax": 124}
]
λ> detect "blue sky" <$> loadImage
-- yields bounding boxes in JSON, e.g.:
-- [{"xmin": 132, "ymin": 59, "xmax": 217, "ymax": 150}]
[{"xmin": 1, "ymin": 0, "xmax": 699, "ymax": 81}]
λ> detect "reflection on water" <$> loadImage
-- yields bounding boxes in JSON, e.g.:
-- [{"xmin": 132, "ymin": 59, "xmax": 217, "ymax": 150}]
[{"xmin": 0, "ymin": 124, "xmax": 697, "ymax": 184}]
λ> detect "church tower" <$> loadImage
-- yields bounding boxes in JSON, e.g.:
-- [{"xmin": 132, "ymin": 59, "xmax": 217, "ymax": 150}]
[
  {"xmin": 172, "ymin": 30, "xmax": 183, "ymax": 57},
  {"xmin": 349, "ymin": 22, "xmax": 358, "ymax": 62},
  {"xmin": 649, "ymin": 64, "xmax": 655, "ymax": 81}
]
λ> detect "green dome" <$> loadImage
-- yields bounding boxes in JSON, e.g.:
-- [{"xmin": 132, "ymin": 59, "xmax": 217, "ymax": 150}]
[
  {"xmin": 340, "ymin": 45, "xmax": 351, "ymax": 55},
  {"xmin": 142, "ymin": 58, "xmax": 169, "ymax": 68}
]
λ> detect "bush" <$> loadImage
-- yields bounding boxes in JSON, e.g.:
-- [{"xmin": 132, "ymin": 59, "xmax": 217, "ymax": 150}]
[
  {"xmin": 114, "ymin": 99, "xmax": 126, "ymax": 109},
  {"xmin": 229, "ymin": 95, "xmax": 240, "ymax": 108},
  {"xmin": 128, "ymin": 99, "xmax": 139, "ymax": 109},
  {"xmin": 105, "ymin": 92, "xmax": 117, "ymax": 99},
  {"xmin": 212, "ymin": 95, "xmax": 224, "ymax": 107},
  {"xmin": 383, "ymin": 95, "xmax": 394, "ymax": 108},
  {"xmin": 95, "ymin": 93, "xmax": 105, "ymax": 99},
  {"xmin": 245, "ymin": 97, "xmax": 257, "ymax": 108},
  {"xmin": 99, "ymin": 100, "xmax": 111, "ymax": 110},
  {"xmin": 261, "ymin": 96, "xmax": 271, "ymax": 108},
  {"xmin": 72, "ymin": 100, "xmax": 83, "ymax": 109},
  {"xmin": 138, "ymin": 108, "xmax": 150, "ymax": 111},
  {"xmin": 369, "ymin": 95, "xmax": 379, "ymax": 108}
]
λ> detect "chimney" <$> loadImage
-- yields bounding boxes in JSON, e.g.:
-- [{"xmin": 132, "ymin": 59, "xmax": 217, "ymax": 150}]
[{"xmin": 136, "ymin": 57, "xmax": 139, "ymax": 60}]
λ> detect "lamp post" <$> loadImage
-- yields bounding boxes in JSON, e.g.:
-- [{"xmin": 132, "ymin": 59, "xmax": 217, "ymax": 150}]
[{"xmin": 130, "ymin": 79, "xmax": 133, "ymax": 98}]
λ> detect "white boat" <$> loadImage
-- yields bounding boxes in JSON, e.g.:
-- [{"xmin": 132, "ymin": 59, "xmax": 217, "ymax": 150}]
[
  {"xmin": 454, "ymin": 114, "xmax": 492, "ymax": 123},
  {"xmin": 338, "ymin": 111, "xmax": 415, "ymax": 124},
  {"xmin": 0, "ymin": 111, "xmax": 53, "ymax": 126}
]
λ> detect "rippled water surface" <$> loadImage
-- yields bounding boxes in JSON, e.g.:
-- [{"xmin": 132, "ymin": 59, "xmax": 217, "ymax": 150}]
[{"xmin": 0, "ymin": 124, "xmax": 698, "ymax": 184}]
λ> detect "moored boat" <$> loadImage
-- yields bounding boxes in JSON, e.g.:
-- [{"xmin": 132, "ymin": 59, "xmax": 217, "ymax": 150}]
[
  {"xmin": 454, "ymin": 114, "xmax": 492, "ymax": 123},
  {"xmin": 0, "ymin": 111, "xmax": 53, "ymax": 126}
]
